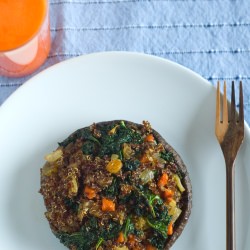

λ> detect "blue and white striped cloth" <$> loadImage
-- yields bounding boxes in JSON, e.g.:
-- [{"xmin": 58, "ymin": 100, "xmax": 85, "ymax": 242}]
[{"xmin": 1, "ymin": 0, "xmax": 250, "ymax": 124}]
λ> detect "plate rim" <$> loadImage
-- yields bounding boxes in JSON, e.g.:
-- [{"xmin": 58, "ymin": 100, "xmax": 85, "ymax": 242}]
[{"xmin": 1, "ymin": 51, "xmax": 249, "ymax": 134}]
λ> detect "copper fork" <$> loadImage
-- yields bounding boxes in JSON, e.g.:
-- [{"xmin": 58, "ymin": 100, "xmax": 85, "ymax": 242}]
[{"xmin": 215, "ymin": 81, "xmax": 244, "ymax": 250}]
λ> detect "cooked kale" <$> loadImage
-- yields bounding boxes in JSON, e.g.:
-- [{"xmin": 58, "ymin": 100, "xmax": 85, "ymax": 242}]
[
  {"xmin": 148, "ymin": 230, "xmax": 167, "ymax": 250},
  {"xmin": 146, "ymin": 201, "xmax": 172, "ymax": 242},
  {"xmin": 133, "ymin": 228, "xmax": 144, "ymax": 237},
  {"xmin": 59, "ymin": 121, "xmax": 143, "ymax": 159},
  {"xmin": 98, "ymin": 134, "xmax": 121, "ymax": 157},
  {"xmin": 147, "ymin": 217, "xmax": 169, "ymax": 238},
  {"xmin": 130, "ymin": 190, "xmax": 147, "ymax": 216},
  {"xmin": 56, "ymin": 217, "xmax": 121, "ymax": 250},
  {"xmin": 133, "ymin": 185, "xmax": 163, "ymax": 218},
  {"xmin": 160, "ymin": 151, "xmax": 174, "ymax": 162},
  {"xmin": 58, "ymin": 128, "xmax": 100, "ymax": 148},
  {"xmin": 82, "ymin": 141, "xmax": 97, "ymax": 155},
  {"xmin": 80, "ymin": 128, "xmax": 100, "ymax": 144},
  {"xmin": 102, "ymin": 176, "xmax": 121, "ymax": 198},
  {"xmin": 123, "ymin": 216, "xmax": 135, "ymax": 239},
  {"xmin": 64, "ymin": 198, "xmax": 79, "ymax": 213},
  {"xmin": 123, "ymin": 159, "xmax": 140, "ymax": 171},
  {"xmin": 124, "ymin": 186, "xmax": 172, "ymax": 242},
  {"xmin": 144, "ymin": 197, "xmax": 171, "ymax": 247},
  {"xmin": 122, "ymin": 216, "xmax": 144, "ymax": 239},
  {"xmin": 98, "ymin": 121, "xmax": 143, "ymax": 157},
  {"xmin": 120, "ymin": 185, "xmax": 164, "ymax": 219},
  {"xmin": 56, "ymin": 217, "xmax": 99, "ymax": 249},
  {"xmin": 56, "ymin": 230, "xmax": 88, "ymax": 249},
  {"xmin": 139, "ymin": 190, "xmax": 161, "ymax": 218},
  {"xmin": 104, "ymin": 219, "xmax": 122, "ymax": 239},
  {"xmin": 95, "ymin": 237, "xmax": 104, "ymax": 249},
  {"xmin": 123, "ymin": 172, "xmax": 133, "ymax": 185},
  {"xmin": 116, "ymin": 121, "xmax": 143, "ymax": 145}
]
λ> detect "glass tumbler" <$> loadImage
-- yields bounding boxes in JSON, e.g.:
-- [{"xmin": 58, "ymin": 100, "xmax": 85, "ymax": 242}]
[{"xmin": 0, "ymin": 0, "xmax": 51, "ymax": 77}]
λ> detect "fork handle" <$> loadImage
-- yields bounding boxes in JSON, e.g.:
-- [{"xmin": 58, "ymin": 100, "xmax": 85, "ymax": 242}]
[{"xmin": 226, "ymin": 162, "xmax": 236, "ymax": 250}]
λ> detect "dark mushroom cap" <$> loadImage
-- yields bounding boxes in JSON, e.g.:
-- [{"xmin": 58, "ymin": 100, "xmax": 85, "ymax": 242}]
[{"xmin": 41, "ymin": 120, "xmax": 192, "ymax": 250}]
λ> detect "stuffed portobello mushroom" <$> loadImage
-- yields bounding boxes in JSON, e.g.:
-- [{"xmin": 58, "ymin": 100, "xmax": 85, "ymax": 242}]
[{"xmin": 40, "ymin": 120, "xmax": 192, "ymax": 250}]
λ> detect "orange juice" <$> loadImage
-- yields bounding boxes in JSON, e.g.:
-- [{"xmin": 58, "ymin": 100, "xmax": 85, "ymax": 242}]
[{"xmin": 0, "ymin": 0, "xmax": 50, "ymax": 77}]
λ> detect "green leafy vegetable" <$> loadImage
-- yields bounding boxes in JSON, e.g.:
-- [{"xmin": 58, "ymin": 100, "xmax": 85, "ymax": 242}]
[
  {"xmin": 122, "ymin": 216, "xmax": 144, "ymax": 239},
  {"xmin": 146, "ymin": 201, "xmax": 172, "ymax": 243},
  {"xmin": 134, "ymin": 228, "xmax": 144, "ymax": 237},
  {"xmin": 56, "ymin": 217, "xmax": 98, "ymax": 249},
  {"xmin": 144, "ymin": 193, "xmax": 161, "ymax": 218},
  {"xmin": 130, "ymin": 190, "xmax": 147, "ymax": 216},
  {"xmin": 104, "ymin": 219, "xmax": 122, "ymax": 239},
  {"xmin": 124, "ymin": 186, "xmax": 171, "ymax": 246},
  {"xmin": 56, "ymin": 230, "xmax": 87, "ymax": 249},
  {"xmin": 95, "ymin": 237, "xmax": 104, "ymax": 250},
  {"xmin": 59, "ymin": 128, "xmax": 100, "ymax": 148},
  {"xmin": 60, "ymin": 121, "xmax": 143, "ymax": 158},
  {"xmin": 119, "ymin": 185, "xmax": 164, "ymax": 218},
  {"xmin": 64, "ymin": 198, "xmax": 79, "ymax": 213},
  {"xmin": 98, "ymin": 121, "xmax": 143, "ymax": 157},
  {"xmin": 103, "ymin": 176, "xmax": 120, "ymax": 198},
  {"xmin": 56, "ymin": 217, "xmax": 122, "ymax": 250},
  {"xmin": 82, "ymin": 141, "xmax": 97, "ymax": 155},
  {"xmin": 147, "ymin": 218, "xmax": 168, "ymax": 238},
  {"xmin": 123, "ymin": 216, "xmax": 135, "ymax": 239},
  {"xmin": 116, "ymin": 121, "xmax": 143, "ymax": 145},
  {"xmin": 123, "ymin": 159, "xmax": 141, "ymax": 171},
  {"xmin": 148, "ymin": 230, "xmax": 167, "ymax": 250},
  {"xmin": 136, "ymin": 187, "xmax": 161, "ymax": 218},
  {"xmin": 80, "ymin": 128, "xmax": 100, "ymax": 144},
  {"xmin": 160, "ymin": 151, "xmax": 174, "ymax": 162}
]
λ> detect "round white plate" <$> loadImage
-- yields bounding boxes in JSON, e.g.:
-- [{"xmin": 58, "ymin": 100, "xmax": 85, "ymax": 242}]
[{"xmin": 0, "ymin": 52, "xmax": 249, "ymax": 250}]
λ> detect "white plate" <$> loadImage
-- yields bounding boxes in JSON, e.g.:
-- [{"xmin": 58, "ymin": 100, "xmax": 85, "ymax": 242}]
[{"xmin": 0, "ymin": 52, "xmax": 249, "ymax": 250}]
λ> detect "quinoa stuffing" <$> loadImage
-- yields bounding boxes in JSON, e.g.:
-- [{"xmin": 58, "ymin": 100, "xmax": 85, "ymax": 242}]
[{"xmin": 40, "ymin": 120, "xmax": 192, "ymax": 250}]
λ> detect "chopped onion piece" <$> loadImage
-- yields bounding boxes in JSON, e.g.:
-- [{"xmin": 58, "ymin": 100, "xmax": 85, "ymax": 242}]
[
  {"xmin": 173, "ymin": 174, "xmax": 185, "ymax": 192},
  {"xmin": 139, "ymin": 169, "xmax": 154, "ymax": 184}
]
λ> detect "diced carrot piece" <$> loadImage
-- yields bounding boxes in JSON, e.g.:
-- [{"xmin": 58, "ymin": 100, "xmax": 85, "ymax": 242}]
[
  {"xmin": 157, "ymin": 173, "xmax": 168, "ymax": 187},
  {"xmin": 128, "ymin": 234, "xmax": 136, "ymax": 245},
  {"xmin": 167, "ymin": 222, "xmax": 173, "ymax": 235},
  {"xmin": 140, "ymin": 154, "xmax": 149, "ymax": 163},
  {"xmin": 146, "ymin": 244, "xmax": 157, "ymax": 250},
  {"xmin": 101, "ymin": 198, "xmax": 115, "ymax": 212},
  {"xmin": 166, "ymin": 197, "xmax": 174, "ymax": 203},
  {"xmin": 116, "ymin": 232, "xmax": 125, "ymax": 243},
  {"xmin": 84, "ymin": 186, "xmax": 96, "ymax": 199},
  {"xmin": 163, "ymin": 188, "xmax": 174, "ymax": 199},
  {"xmin": 145, "ymin": 134, "xmax": 155, "ymax": 142},
  {"xmin": 140, "ymin": 153, "xmax": 153, "ymax": 163}
]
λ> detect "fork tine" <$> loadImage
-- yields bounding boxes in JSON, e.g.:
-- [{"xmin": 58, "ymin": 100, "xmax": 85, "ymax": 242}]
[
  {"xmin": 231, "ymin": 81, "xmax": 236, "ymax": 122},
  {"xmin": 223, "ymin": 81, "xmax": 228, "ymax": 123},
  {"xmin": 216, "ymin": 81, "xmax": 221, "ymax": 124},
  {"xmin": 239, "ymin": 81, "xmax": 244, "ymax": 122}
]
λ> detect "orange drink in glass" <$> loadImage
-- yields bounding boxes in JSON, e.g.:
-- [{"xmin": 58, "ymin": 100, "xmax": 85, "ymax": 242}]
[{"xmin": 0, "ymin": 0, "xmax": 50, "ymax": 77}]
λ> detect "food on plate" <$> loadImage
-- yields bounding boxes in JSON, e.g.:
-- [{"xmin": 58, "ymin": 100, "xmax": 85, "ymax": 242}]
[{"xmin": 40, "ymin": 120, "xmax": 192, "ymax": 250}]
